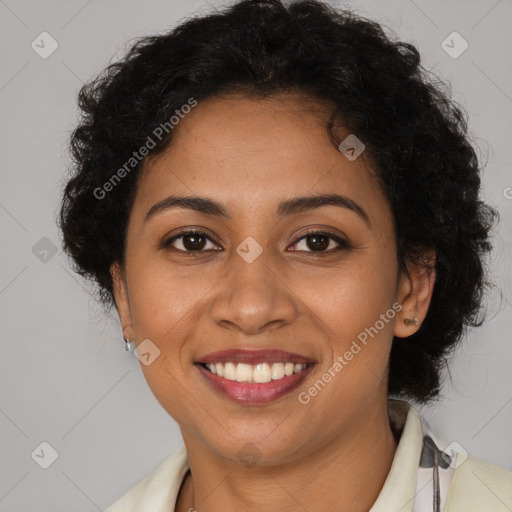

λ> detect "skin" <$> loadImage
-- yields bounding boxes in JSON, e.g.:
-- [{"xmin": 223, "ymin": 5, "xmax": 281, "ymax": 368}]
[{"xmin": 110, "ymin": 92, "xmax": 436, "ymax": 512}]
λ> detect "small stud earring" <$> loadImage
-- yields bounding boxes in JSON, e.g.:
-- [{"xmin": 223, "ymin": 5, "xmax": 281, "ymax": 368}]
[
  {"xmin": 404, "ymin": 317, "xmax": 419, "ymax": 326},
  {"xmin": 124, "ymin": 337, "xmax": 135, "ymax": 351}
]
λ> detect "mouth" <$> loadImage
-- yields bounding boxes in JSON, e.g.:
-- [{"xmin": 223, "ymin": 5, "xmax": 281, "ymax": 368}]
[
  {"xmin": 195, "ymin": 349, "xmax": 316, "ymax": 404},
  {"xmin": 197, "ymin": 361, "xmax": 314, "ymax": 382}
]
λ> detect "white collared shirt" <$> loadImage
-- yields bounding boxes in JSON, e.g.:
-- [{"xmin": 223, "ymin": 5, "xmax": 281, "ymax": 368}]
[{"xmin": 105, "ymin": 399, "xmax": 512, "ymax": 511}]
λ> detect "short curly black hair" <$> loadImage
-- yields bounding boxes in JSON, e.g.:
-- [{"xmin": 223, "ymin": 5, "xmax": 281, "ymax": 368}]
[{"xmin": 58, "ymin": 0, "xmax": 499, "ymax": 404}]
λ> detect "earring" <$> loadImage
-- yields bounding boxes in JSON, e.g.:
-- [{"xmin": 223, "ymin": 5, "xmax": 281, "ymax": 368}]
[
  {"xmin": 404, "ymin": 317, "xmax": 419, "ymax": 326},
  {"xmin": 124, "ymin": 337, "xmax": 135, "ymax": 351},
  {"xmin": 122, "ymin": 325, "xmax": 135, "ymax": 352}
]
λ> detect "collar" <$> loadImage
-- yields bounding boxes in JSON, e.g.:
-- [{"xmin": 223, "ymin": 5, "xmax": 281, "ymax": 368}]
[{"xmin": 369, "ymin": 398, "xmax": 424, "ymax": 512}]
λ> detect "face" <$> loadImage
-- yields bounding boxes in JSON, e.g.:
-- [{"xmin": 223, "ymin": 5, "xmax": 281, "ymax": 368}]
[{"xmin": 111, "ymin": 92, "xmax": 435, "ymax": 465}]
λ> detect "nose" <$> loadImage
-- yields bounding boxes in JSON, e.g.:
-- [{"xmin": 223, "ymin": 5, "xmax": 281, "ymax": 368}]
[{"xmin": 209, "ymin": 251, "xmax": 298, "ymax": 335}]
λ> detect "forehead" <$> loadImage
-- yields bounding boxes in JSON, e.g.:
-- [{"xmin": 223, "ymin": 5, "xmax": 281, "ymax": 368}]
[{"xmin": 133, "ymin": 93, "xmax": 389, "ymax": 226}]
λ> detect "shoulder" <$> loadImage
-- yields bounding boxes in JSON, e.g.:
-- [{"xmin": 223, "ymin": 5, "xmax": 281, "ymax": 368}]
[
  {"xmin": 104, "ymin": 445, "xmax": 189, "ymax": 512},
  {"xmin": 445, "ymin": 453, "xmax": 512, "ymax": 511}
]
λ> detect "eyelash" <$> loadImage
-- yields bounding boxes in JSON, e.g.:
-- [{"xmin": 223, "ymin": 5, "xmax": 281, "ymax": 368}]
[{"xmin": 162, "ymin": 229, "xmax": 351, "ymax": 256}]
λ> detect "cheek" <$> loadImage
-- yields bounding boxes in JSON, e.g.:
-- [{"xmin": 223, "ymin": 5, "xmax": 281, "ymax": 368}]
[
  {"xmin": 299, "ymin": 255, "xmax": 397, "ymax": 385},
  {"xmin": 302, "ymin": 257, "xmax": 395, "ymax": 333},
  {"xmin": 127, "ymin": 257, "xmax": 209, "ymax": 338}
]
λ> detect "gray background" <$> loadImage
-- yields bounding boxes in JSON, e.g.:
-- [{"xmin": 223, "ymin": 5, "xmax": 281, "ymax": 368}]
[{"xmin": 0, "ymin": 0, "xmax": 511, "ymax": 510}]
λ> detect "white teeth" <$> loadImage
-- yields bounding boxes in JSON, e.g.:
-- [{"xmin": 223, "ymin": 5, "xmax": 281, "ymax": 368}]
[
  {"xmin": 224, "ymin": 362, "xmax": 236, "ymax": 380},
  {"xmin": 235, "ymin": 363, "xmax": 253, "ymax": 382},
  {"xmin": 253, "ymin": 363, "xmax": 272, "ymax": 383},
  {"xmin": 202, "ymin": 361, "xmax": 309, "ymax": 382},
  {"xmin": 271, "ymin": 362, "xmax": 285, "ymax": 380}
]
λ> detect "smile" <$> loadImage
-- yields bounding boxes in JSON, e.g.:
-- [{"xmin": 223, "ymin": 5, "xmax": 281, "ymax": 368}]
[{"xmin": 195, "ymin": 349, "xmax": 315, "ymax": 404}]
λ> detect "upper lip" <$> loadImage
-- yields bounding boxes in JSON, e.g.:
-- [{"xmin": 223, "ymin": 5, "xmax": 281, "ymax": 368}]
[{"xmin": 196, "ymin": 349, "xmax": 315, "ymax": 365}]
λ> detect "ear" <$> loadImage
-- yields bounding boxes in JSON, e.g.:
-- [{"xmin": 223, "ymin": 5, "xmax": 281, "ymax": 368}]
[
  {"xmin": 394, "ymin": 248, "xmax": 436, "ymax": 338},
  {"xmin": 110, "ymin": 261, "xmax": 134, "ymax": 340}
]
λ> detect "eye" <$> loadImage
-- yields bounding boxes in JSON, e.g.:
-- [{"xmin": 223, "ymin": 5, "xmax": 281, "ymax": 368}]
[
  {"xmin": 288, "ymin": 230, "xmax": 350, "ymax": 254},
  {"xmin": 163, "ymin": 230, "xmax": 220, "ymax": 253}
]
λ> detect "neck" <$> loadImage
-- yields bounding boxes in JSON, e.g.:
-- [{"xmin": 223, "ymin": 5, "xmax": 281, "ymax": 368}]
[{"xmin": 176, "ymin": 400, "xmax": 399, "ymax": 512}]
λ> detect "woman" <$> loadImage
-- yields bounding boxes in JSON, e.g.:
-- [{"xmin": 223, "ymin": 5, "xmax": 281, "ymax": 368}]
[{"xmin": 58, "ymin": 0, "xmax": 512, "ymax": 510}]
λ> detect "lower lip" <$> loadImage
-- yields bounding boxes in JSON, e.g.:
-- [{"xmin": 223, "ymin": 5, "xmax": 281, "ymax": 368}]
[{"xmin": 196, "ymin": 364, "xmax": 314, "ymax": 405}]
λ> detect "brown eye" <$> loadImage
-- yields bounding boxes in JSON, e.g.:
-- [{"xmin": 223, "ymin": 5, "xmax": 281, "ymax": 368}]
[
  {"xmin": 164, "ymin": 231, "xmax": 219, "ymax": 252},
  {"xmin": 289, "ymin": 230, "xmax": 350, "ymax": 254}
]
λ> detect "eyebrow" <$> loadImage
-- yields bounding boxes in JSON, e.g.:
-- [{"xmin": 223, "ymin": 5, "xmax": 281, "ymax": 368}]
[{"xmin": 145, "ymin": 193, "xmax": 372, "ymax": 228}]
